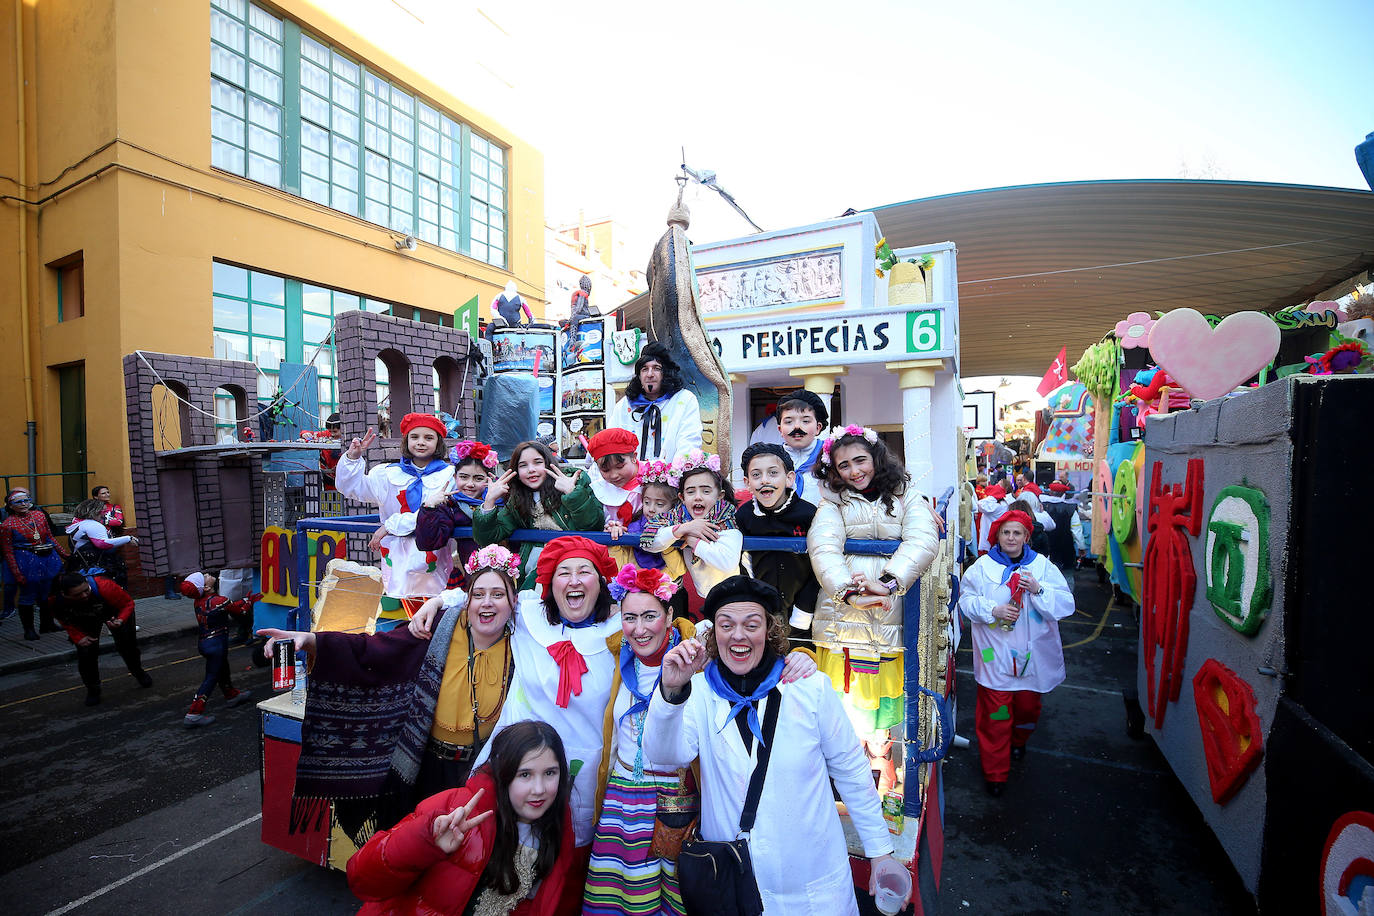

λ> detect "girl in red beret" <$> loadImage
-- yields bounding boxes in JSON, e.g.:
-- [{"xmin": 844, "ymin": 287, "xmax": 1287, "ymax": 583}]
[
  {"xmin": 472, "ymin": 441, "xmax": 605, "ymax": 590},
  {"xmin": 958, "ymin": 509, "xmax": 1074, "ymax": 797},
  {"xmin": 337, "ymin": 414, "xmax": 455, "ymax": 620}
]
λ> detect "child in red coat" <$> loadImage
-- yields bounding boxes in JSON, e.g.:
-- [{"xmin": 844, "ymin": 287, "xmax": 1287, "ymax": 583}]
[
  {"xmin": 181, "ymin": 572, "xmax": 259, "ymax": 728},
  {"xmin": 348, "ymin": 720, "xmax": 577, "ymax": 916}
]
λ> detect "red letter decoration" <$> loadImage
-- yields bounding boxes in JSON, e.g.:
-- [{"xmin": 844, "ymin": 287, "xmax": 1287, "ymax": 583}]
[
  {"xmin": 1191, "ymin": 658, "xmax": 1264, "ymax": 805},
  {"xmin": 1141, "ymin": 458, "xmax": 1204, "ymax": 729}
]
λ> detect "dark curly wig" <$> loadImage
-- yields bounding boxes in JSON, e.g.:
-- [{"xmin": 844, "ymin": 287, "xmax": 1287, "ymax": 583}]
[
  {"xmin": 814, "ymin": 432, "xmax": 910, "ymax": 514},
  {"xmin": 624, "ymin": 342, "xmax": 685, "ymax": 401}
]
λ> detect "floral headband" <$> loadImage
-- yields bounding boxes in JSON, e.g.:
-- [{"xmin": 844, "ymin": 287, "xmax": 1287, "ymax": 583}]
[
  {"xmin": 451, "ymin": 440, "xmax": 499, "ymax": 470},
  {"xmin": 818, "ymin": 424, "xmax": 879, "ymax": 466},
  {"xmin": 670, "ymin": 448, "xmax": 722, "ymax": 480},
  {"xmin": 607, "ymin": 563, "xmax": 679, "ymax": 603},
  {"xmin": 465, "ymin": 544, "xmax": 521, "ymax": 580},
  {"xmin": 639, "ymin": 459, "xmax": 679, "ymax": 488}
]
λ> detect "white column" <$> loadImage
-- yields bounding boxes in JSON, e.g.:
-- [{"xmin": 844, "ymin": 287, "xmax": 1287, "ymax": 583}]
[{"xmin": 884, "ymin": 359, "xmax": 944, "ymax": 496}]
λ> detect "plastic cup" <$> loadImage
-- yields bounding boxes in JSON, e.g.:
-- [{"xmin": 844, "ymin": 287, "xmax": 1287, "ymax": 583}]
[{"xmin": 875, "ymin": 866, "xmax": 911, "ymax": 915}]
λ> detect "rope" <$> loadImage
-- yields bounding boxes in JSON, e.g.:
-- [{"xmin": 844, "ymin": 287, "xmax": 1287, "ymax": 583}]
[{"xmin": 135, "ymin": 349, "xmax": 324, "ymax": 426}]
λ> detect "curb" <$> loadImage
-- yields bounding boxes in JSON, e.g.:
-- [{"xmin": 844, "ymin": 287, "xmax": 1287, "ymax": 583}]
[{"xmin": 0, "ymin": 623, "xmax": 203, "ymax": 677}]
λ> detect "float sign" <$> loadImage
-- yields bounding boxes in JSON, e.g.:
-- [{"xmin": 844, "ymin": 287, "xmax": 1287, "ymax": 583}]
[{"xmin": 709, "ymin": 306, "xmax": 949, "ymax": 372}]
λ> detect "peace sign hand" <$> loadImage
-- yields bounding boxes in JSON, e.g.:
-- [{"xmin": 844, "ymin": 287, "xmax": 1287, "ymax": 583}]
[
  {"xmin": 484, "ymin": 470, "xmax": 516, "ymax": 508},
  {"xmin": 552, "ymin": 467, "xmax": 581, "ymax": 495},
  {"xmin": 431, "ymin": 788, "xmax": 493, "ymax": 855},
  {"xmin": 345, "ymin": 428, "xmax": 377, "ymax": 460}
]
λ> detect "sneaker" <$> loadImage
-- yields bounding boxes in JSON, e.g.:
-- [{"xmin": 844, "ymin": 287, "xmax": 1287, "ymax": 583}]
[
  {"xmin": 183, "ymin": 713, "xmax": 216, "ymax": 728},
  {"xmin": 134, "ymin": 671, "xmax": 153, "ymax": 688},
  {"xmin": 85, "ymin": 689, "xmax": 102, "ymax": 707},
  {"xmin": 225, "ymin": 688, "xmax": 253, "ymax": 708}
]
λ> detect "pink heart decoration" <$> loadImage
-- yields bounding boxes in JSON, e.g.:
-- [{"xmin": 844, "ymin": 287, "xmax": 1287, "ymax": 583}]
[{"xmin": 1146, "ymin": 308, "xmax": 1280, "ymax": 401}]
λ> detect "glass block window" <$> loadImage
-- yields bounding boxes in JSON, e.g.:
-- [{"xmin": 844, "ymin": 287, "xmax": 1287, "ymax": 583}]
[
  {"xmin": 210, "ymin": 0, "xmax": 284, "ymax": 186},
  {"xmin": 467, "ymin": 132, "xmax": 506, "ymax": 267},
  {"xmin": 362, "ymin": 72, "xmax": 418, "ymax": 235}
]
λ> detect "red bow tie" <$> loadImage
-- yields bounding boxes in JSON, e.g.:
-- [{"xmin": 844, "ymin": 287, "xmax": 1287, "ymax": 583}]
[{"xmin": 547, "ymin": 640, "xmax": 588, "ymax": 708}]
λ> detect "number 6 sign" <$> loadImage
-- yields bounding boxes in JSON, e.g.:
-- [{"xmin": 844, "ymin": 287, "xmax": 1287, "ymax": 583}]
[{"xmin": 906, "ymin": 310, "xmax": 942, "ymax": 353}]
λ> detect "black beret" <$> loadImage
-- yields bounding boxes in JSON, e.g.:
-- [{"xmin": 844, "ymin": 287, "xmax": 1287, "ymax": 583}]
[
  {"xmin": 701, "ymin": 575, "xmax": 785, "ymax": 622},
  {"xmin": 777, "ymin": 389, "xmax": 829, "ymax": 428}
]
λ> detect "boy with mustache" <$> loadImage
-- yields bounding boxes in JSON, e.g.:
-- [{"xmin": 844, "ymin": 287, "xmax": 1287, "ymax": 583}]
[{"xmin": 776, "ymin": 390, "xmax": 829, "ymax": 505}]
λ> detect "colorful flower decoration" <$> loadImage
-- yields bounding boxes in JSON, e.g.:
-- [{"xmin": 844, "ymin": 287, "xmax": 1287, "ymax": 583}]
[
  {"xmin": 451, "ymin": 440, "xmax": 500, "ymax": 470},
  {"xmin": 818, "ymin": 424, "xmax": 880, "ymax": 466},
  {"xmin": 639, "ymin": 459, "xmax": 679, "ymax": 487},
  {"xmin": 466, "ymin": 544, "xmax": 521, "ymax": 579},
  {"xmin": 607, "ymin": 563, "xmax": 679, "ymax": 602},
  {"xmin": 671, "ymin": 449, "xmax": 721, "ymax": 480},
  {"xmin": 1306, "ymin": 340, "xmax": 1368, "ymax": 375},
  {"xmin": 1115, "ymin": 312, "xmax": 1157, "ymax": 349}
]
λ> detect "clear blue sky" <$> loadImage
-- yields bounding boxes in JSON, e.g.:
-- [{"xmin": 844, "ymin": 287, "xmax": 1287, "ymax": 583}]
[{"xmin": 337, "ymin": 0, "xmax": 1373, "ymax": 250}]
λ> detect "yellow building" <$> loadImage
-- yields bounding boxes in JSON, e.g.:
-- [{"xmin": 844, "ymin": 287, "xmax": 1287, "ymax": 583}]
[{"xmin": 1, "ymin": 0, "xmax": 545, "ymax": 522}]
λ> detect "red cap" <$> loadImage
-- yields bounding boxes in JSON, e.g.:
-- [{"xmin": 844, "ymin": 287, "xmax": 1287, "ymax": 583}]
[
  {"xmin": 180, "ymin": 572, "xmax": 207, "ymax": 598},
  {"xmin": 1048, "ymin": 481, "xmax": 1070, "ymax": 494},
  {"xmin": 587, "ymin": 428, "xmax": 639, "ymax": 461},
  {"xmin": 535, "ymin": 535, "xmax": 618, "ymax": 589},
  {"xmin": 399, "ymin": 413, "xmax": 447, "ymax": 439},
  {"xmin": 991, "ymin": 510, "xmax": 1035, "ymax": 540},
  {"xmin": 985, "ymin": 484, "xmax": 1007, "ymax": 499},
  {"xmin": 1019, "ymin": 482, "xmax": 1043, "ymax": 496}
]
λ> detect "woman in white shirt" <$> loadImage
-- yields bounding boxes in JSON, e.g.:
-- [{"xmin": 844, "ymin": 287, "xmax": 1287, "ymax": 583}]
[{"xmin": 644, "ymin": 576, "xmax": 910, "ymax": 915}]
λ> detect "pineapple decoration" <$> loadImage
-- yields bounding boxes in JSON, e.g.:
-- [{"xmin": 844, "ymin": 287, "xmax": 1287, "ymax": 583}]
[{"xmin": 876, "ymin": 237, "xmax": 935, "ymax": 305}]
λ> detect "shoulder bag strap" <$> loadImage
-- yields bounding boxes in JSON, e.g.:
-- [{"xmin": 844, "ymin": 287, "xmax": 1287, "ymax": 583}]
[{"xmin": 738, "ymin": 687, "xmax": 782, "ymax": 835}]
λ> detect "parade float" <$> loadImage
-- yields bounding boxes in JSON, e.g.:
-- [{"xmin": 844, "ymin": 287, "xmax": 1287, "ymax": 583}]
[
  {"xmin": 1073, "ymin": 279, "xmax": 1374, "ymax": 913},
  {"xmin": 119, "ymin": 183, "xmax": 966, "ymax": 913}
]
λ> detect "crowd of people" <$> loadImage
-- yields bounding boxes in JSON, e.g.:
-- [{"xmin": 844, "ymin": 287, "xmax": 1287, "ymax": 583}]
[{"xmin": 4, "ymin": 342, "xmax": 1080, "ymax": 915}]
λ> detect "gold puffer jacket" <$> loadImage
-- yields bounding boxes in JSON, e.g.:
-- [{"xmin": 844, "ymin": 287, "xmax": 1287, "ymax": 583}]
[{"xmin": 806, "ymin": 487, "xmax": 940, "ymax": 655}]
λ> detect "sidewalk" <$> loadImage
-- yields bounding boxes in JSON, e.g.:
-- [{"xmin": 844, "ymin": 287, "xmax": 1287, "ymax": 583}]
[{"xmin": 0, "ymin": 594, "xmax": 200, "ymax": 676}]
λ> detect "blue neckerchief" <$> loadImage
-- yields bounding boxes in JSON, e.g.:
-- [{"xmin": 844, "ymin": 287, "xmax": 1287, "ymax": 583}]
[
  {"xmin": 987, "ymin": 544, "xmax": 1039, "ymax": 584},
  {"xmin": 791, "ymin": 440, "xmax": 823, "ymax": 496},
  {"xmin": 560, "ymin": 615, "xmax": 600, "ymax": 629},
  {"xmin": 704, "ymin": 657, "xmax": 785, "ymax": 747},
  {"xmin": 618, "ymin": 628, "xmax": 680, "ymax": 725},
  {"xmin": 629, "ymin": 392, "xmax": 673, "ymax": 411},
  {"xmin": 398, "ymin": 457, "xmax": 447, "ymax": 514}
]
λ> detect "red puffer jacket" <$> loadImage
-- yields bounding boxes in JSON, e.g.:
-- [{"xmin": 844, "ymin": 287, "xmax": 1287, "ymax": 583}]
[{"xmin": 347, "ymin": 771, "xmax": 576, "ymax": 916}]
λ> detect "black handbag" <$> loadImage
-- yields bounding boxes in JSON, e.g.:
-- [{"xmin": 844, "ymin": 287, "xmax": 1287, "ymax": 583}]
[{"xmin": 676, "ymin": 688, "xmax": 781, "ymax": 916}]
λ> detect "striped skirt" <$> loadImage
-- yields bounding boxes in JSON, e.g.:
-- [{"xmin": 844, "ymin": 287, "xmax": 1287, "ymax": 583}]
[{"xmin": 583, "ymin": 770, "xmax": 685, "ymax": 916}]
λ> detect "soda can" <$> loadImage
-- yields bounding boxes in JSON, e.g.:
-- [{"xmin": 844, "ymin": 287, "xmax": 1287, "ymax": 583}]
[{"xmin": 272, "ymin": 640, "xmax": 296, "ymax": 691}]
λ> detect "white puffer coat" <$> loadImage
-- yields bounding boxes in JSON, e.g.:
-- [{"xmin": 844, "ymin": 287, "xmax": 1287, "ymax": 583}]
[{"xmin": 807, "ymin": 487, "xmax": 940, "ymax": 655}]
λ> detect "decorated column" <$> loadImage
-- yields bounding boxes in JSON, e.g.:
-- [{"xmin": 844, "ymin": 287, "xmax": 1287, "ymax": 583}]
[{"xmin": 885, "ymin": 358, "xmax": 944, "ymax": 494}]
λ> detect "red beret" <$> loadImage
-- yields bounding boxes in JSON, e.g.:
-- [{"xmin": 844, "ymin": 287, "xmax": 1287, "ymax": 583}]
[
  {"xmin": 1019, "ymin": 482, "xmax": 1043, "ymax": 496},
  {"xmin": 399, "ymin": 413, "xmax": 447, "ymax": 439},
  {"xmin": 991, "ymin": 510, "xmax": 1035, "ymax": 540},
  {"xmin": 535, "ymin": 536, "xmax": 618, "ymax": 588},
  {"xmin": 588, "ymin": 428, "xmax": 639, "ymax": 461},
  {"xmin": 985, "ymin": 484, "xmax": 1007, "ymax": 499},
  {"xmin": 1048, "ymin": 481, "xmax": 1071, "ymax": 494}
]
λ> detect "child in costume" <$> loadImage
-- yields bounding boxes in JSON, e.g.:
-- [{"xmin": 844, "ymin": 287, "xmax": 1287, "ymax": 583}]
[
  {"xmin": 607, "ymin": 459, "xmax": 689, "ymax": 620},
  {"xmin": 65, "ymin": 498, "xmax": 138, "ymax": 586},
  {"xmin": 735, "ymin": 443, "xmax": 819, "ymax": 643},
  {"xmin": 957, "ymin": 509, "xmax": 1074, "ymax": 796},
  {"xmin": 414, "ymin": 440, "xmax": 501, "ymax": 588},
  {"xmin": 347, "ymin": 720, "xmax": 579, "ymax": 916},
  {"xmin": 180, "ymin": 571, "xmax": 259, "ymax": 727},
  {"xmin": 775, "ymin": 390, "xmax": 829, "ymax": 505},
  {"xmin": 585, "ymin": 428, "xmax": 642, "ymax": 529},
  {"xmin": 642, "ymin": 450, "xmax": 741, "ymax": 619},
  {"xmin": 336, "ymin": 414, "xmax": 456, "ymax": 620},
  {"xmin": 808, "ymin": 425, "xmax": 939, "ymax": 791},
  {"xmin": 471, "ymin": 440, "xmax": 604, "ymax": 590}
]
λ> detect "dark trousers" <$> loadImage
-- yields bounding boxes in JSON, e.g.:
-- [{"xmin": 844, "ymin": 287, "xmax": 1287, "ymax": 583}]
[
  {"xmin": 75, "ymin": 619, "xmax": 145, "ymax": 689},
  {"xmin": 195, "ymin": 634, "xmax": 232, "ymax": 697}
]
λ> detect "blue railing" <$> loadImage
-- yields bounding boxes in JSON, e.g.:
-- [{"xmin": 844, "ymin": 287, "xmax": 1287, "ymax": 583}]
[{"xmin": 291, "ymin": 486, "xmax": 955, "ymax": 816}]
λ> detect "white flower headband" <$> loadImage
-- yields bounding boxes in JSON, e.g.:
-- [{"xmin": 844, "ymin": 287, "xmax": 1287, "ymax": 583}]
[{"xmin": 818, "ymin": 424, "xmax": 879, "ymax": 467}]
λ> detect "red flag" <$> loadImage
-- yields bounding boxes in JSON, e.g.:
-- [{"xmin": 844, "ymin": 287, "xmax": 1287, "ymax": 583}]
[{"xmin": 1036, "ymin": 346, "xmax": 1068, "ymax": 397}]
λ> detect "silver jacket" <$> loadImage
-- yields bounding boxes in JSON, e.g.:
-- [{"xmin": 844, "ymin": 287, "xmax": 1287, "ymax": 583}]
[{"xmin": 806, "ymin": 487, "xmax": 940, "ymax": 655}]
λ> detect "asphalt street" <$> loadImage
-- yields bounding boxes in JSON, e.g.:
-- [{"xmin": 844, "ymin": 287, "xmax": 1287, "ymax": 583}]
[{"xmin": 0, "ymin": 571, "xmax": 1258, "ymax": 916}]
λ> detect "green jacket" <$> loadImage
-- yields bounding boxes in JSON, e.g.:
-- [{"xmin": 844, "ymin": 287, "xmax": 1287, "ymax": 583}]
[{"xmin": 471, "ymin": 471, "xmax": 604, "ymax": 589}]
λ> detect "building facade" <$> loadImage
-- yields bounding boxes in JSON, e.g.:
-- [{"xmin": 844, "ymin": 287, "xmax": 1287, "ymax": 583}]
[{"xmin": 1, "ymin": 0, "xmax": 544, "ymax": 519}]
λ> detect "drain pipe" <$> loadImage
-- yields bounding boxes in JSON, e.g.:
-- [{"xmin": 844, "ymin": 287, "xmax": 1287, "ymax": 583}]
[{"xmin": 14, "ymin": 0, "xmax": 37, "ymax": 498}]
